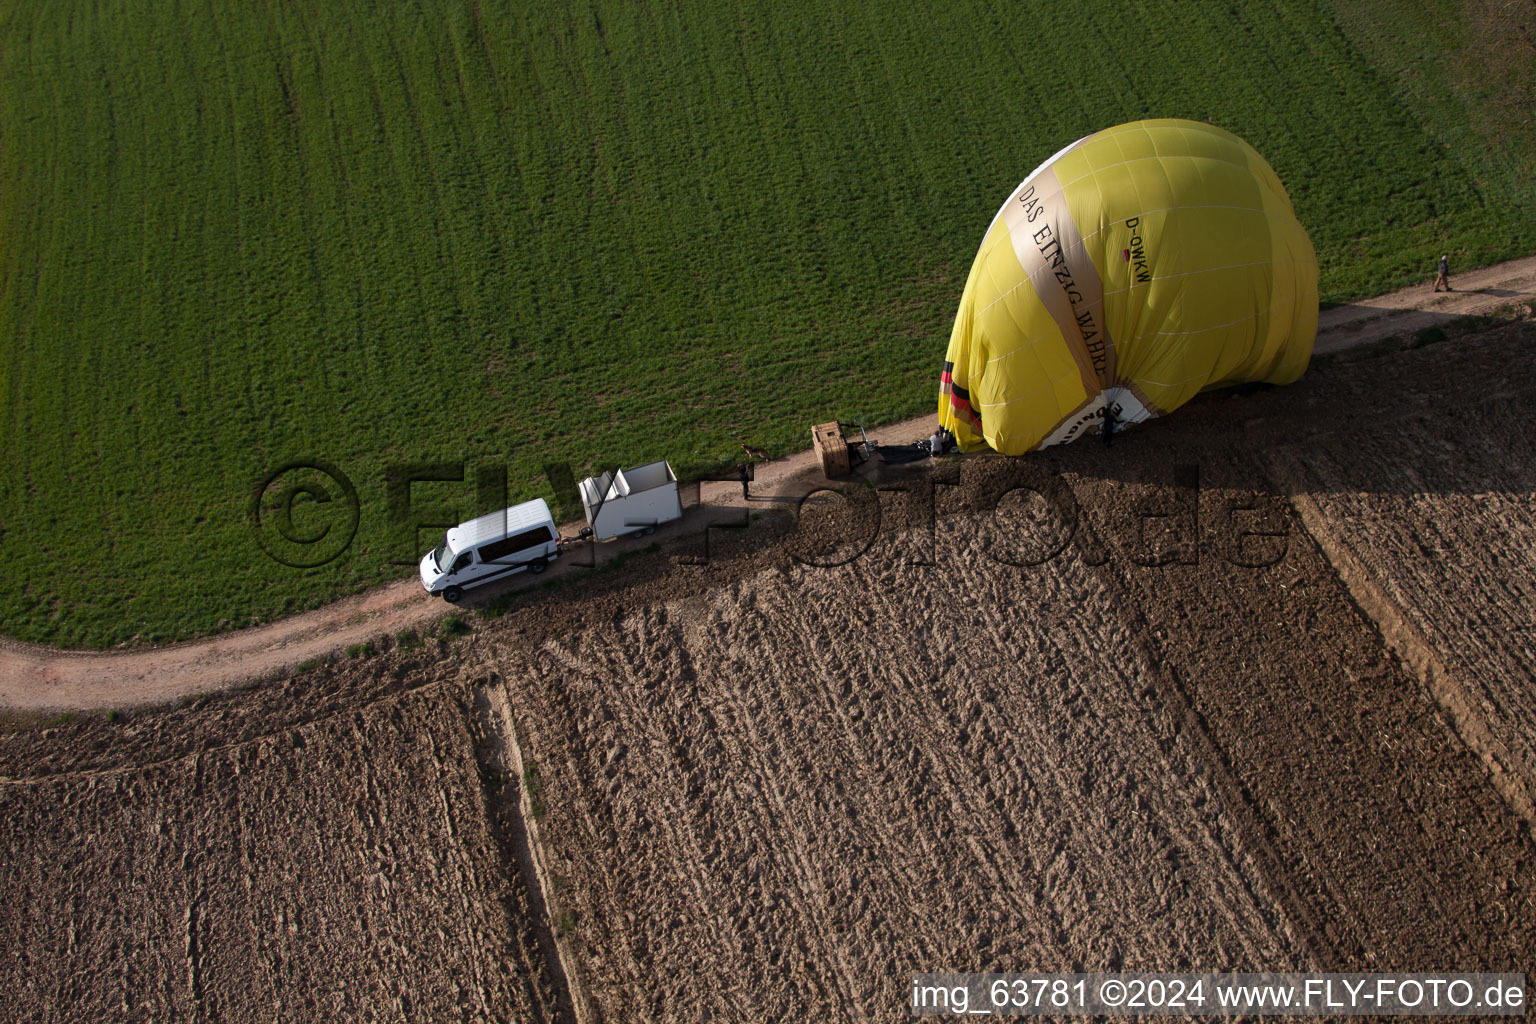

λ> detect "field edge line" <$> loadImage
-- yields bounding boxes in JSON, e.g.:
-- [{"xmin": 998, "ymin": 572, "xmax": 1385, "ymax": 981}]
[
  {"xmin": 470, "ymin": 671, "xmax": 598, "ymax": 1024},
  {"xmin": 1266, "ymin": 449, "xmax": 1536, "ymax": 840}
]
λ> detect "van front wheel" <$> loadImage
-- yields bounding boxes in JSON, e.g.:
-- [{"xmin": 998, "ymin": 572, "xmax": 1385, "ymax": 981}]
[{"xmin": 442, "ymin": 586, "xmax": 463, "ymax": 603}]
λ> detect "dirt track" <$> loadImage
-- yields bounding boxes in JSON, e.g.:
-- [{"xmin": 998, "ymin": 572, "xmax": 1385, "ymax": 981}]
[
  {"xmin": 2, "ymin": 258, "xmax": 1534, "ymax": 713},
  {"xmin": 4, "ymin": 308, "xmax": 1535, "ymax": 1020}
]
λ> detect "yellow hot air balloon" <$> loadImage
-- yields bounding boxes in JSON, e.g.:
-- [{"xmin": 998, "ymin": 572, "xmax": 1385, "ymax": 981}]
[{"xmin": 938, "ymin": 119, "xmax": 1317, "ymax": 453}]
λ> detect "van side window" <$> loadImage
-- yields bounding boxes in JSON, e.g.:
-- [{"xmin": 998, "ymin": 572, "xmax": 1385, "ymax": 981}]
[
  {"xmin": 477, "ymin": 537, "xmax": 516, "ymax": 562},
  {"xmin": 478, "ymin": 526, "xmax": 554, "ymax": 563},
  {"xmin": 509, "ymin": 526, "xmax": 555, "ymax": 552},
  {"xmin": 451, "ymin": 551, "xmax": 473, "ymax": 574}
]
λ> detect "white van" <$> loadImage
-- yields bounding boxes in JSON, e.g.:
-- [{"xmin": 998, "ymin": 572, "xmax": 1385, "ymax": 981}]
[{"xmin": 419, "ymin": 498, "xmax": 560, "ymax": 603}]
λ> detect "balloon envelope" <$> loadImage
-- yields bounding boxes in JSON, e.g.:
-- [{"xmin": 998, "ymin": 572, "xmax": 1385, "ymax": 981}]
[{"xmin": 938, "ymin": 119, "xmax": 1318, "ymax": 453}]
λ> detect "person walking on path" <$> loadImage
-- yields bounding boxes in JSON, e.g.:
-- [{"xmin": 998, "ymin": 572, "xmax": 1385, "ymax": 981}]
[
  {"xmin": 1434, "ymin": 253, "xmax": 1453, "ymax": 292},
  {"xmin": 738, "ymin": 463, "xmax": 751, "ymax": 500}
]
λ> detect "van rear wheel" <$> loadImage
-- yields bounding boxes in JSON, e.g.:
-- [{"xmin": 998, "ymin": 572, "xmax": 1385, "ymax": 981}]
[
  {"xmin": 442, "ymin": 586, "xmax": 463, "ymax": 603},
  {"xmin": 529, "ymin": 559, "xmax": 546, "ymax": 575}
]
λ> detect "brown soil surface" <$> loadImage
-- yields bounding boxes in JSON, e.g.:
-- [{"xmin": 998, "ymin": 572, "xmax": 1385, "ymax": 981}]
[
  {"xmin": 476, "ymin": 323, "xmax": 1536, "ymax": 1019},
  {"xmin": 3, "ymin": 316, "xmax": 1535, "ymax": 1021},
  {"xmin": 2, "ymin": 257, "xmax": 1534, "ymax": 713},
  {"xmin": 3, "ymin": 285, "xmax": 1536, "ymax": 1022},
  {"xmin": 0, "ymin": 652, "xmax": 564, "ymax": 1022}
]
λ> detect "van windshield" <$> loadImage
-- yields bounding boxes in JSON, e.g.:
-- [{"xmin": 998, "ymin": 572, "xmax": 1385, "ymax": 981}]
[{"xmin": 434, "ymin": 540, "xmax": 454, "ymax": 573}]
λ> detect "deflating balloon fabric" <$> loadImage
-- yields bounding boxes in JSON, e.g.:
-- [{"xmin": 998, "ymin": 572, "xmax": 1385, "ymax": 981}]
[{"xmin": 938, "ymin": 119, "xmax": 1318, "ymax": 454}]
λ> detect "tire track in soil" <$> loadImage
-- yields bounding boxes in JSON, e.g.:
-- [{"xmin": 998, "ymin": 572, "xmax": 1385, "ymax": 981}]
[
  {"xmin": 1247, "ymin": 342, "xmax": 1536, "ymax": 843},
  {"xmin": 507, "ymin": 621, "xmax": 859, "ymax": 1021},
  {"xmin": 469, "ymin": 673, "xmax": 593, "ymax": 1024},
  {"xmin": 519, "ymin": 620, "xmax": 864, "ymax": 1021},
  {"xmin": 978, "ymin": 460, "xmax": 1357, "ymax": 965},
  {"xmin": 890, "ymin": 468, "xmax": 1317, "ymax": 968},
  {"xmin": 1073, "ymin": 556, "xmax": 1350, "ymax": 968},
  {"xmin": 945, "ymin": 537, "xmax": 1311, "ymax": 969},
  {"xmin": 1271, "ymin": 448, "xmax": 1536, "ymax": 838},
  {"xmin": 747, "ymin": 576, "xmax": 1054, "ymax": 956},
  {"xmin": 481, "ymin": 413, "xmax": 1536, "ymax": 1018},
  {"xmin": 746, "ymin": 568, "xmax": 1088, "ymax": 969},
  {"xmin": 1056, "ymin": 434, "xmax": 1536, "ymax": 972},
  {"xmin": 424, "ymin": 719, "xmax": 494, "ymax": 1021},
  {"xmin": 537, "ymin": 617, "xmax": 854, "ymax": 1019},
  {"xmin": 184, "ymin": 809, "xmax": 206, "ymax": 1013},
  {"xmin": 4, "ymin": 271, "xmax": 1532, "ymax": 716},
  {"xmin": 704, "ymin": 617, "xmax": 864, "ymax": 1015},
  {"xmin": 491, "ymin": 516, "xmax": 1318, "ymax": 1020},
  {"xmin": 0, "ymin": 679, "xmax": 560, "ymax": 1022}
]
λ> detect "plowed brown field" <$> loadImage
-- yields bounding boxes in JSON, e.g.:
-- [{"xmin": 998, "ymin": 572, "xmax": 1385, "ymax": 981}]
[
  {"xmin": 1, "ymin": 657, "xmax": 563, "ymax": 1022},
  {"xmin": 4, "ymin": 321, "xmax": 1535, "ymax": 1022}
]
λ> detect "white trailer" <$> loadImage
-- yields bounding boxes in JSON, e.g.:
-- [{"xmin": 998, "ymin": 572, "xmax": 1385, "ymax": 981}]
[{"xmin": 578, "ymin": 460, "xmax": 683, "ymax": 541}]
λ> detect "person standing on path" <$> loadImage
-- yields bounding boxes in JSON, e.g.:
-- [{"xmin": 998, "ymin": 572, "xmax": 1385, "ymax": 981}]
[{"xmin": 1434, "ymin": 253, "xmax": 1453, "ymax": 292}]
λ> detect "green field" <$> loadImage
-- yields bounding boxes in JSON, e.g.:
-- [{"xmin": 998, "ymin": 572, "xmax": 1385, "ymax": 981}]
[{"xmin": 2, "ymin": 0, "xmax": 1533, "ymax": 647}]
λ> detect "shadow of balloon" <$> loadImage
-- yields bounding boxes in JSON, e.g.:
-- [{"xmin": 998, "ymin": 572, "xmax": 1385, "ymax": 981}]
[
  {"xmin": 455, "ymin": 315, "xmax": 1536, "ymax": 629},
  {"xmin": 1044, "ymin": 313, "xmax": 1536, "ymax": 502}
]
